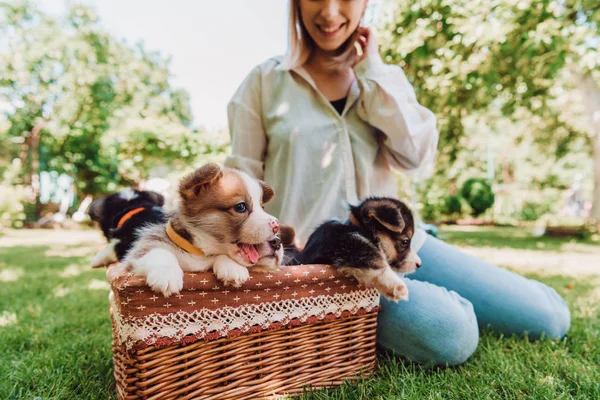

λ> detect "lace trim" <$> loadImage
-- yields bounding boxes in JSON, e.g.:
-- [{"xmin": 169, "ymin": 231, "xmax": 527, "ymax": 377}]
[{"xmin": 110, "ymin": 289, "xmax": 380, "ymax": 350}]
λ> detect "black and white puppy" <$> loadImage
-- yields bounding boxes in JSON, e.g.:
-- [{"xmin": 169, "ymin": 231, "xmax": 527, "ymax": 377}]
[
  {"xmin": 296, "ymin": 197, "xmax": 421, "ymax": 302},
  {"xmin": 87, "ymin": 188, "xmax": 167, "ymax": 267}
]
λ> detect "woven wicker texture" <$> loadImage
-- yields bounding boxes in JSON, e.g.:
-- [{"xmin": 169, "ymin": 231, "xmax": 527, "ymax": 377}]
[
  {"xmin": 108, "ymin": 263, "xmax": 380, "ymax": 351},
  {"xmin": 113, "ymin": 312, "xmax": 378, "ymax": 400}
]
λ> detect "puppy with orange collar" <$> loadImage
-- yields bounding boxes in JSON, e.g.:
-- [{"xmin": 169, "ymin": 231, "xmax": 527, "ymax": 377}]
[
  {"xmin": 88, "ymin": 189, "xmax": 167, "ymax": 268},
  {"xmin": 125, "ymin": 163, "xmax": 293, "ymax": 297}
]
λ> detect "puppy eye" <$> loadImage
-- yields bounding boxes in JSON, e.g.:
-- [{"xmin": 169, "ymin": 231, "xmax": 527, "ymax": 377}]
[
  {"xmin": 402, "ymin": 240, "xmax": 410, "ymax": 247},
  {"xmin": 234, "ymin": 202, "xmax": 248, "ymax": 213}
]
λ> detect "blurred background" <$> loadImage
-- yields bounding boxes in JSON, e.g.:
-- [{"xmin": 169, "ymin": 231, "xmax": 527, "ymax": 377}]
[{"xmin": 1, "ymin": 0, "xmax": 598, "ymax": 238}]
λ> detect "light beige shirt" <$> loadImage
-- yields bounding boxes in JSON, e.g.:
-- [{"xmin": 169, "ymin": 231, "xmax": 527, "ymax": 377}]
[{"xmin": 225, "ymin": 54, "xmax": 439, "ymax": 250}]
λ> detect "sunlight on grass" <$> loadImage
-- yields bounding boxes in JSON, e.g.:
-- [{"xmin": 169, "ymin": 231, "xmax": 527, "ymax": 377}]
[
  {"xmin": 60, "ymin": 263, "xmax": 89, "ymax": 278},
  {"xmin": 53, "ymin": 285, "xmax": 72, "ymax": 298},
  {"xmin": 538, "ymin": 375, "xmax": 555, "ymax": 386},
  {"xmin": 0, "ymin": 267, "xmax": 24, "ymax": 282},
  {"xmin": 87, "ymin": 279, "xmax": 110, "ymax": 291},
  {"xmin": 0, "ymin": 311, "xmax": 17, "ymax": 327},
  {"xmin": 441, "ymin": 225, "xmax": 600, "ymax": 278},
  {"xmin": 45, "ymin": 246, "xmax": 97, "ymax": 257}
]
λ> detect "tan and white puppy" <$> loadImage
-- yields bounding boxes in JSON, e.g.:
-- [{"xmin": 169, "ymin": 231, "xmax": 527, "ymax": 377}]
[{"xmin": 124, "ymin": 163, "xmax": 284, "ymax": 296}]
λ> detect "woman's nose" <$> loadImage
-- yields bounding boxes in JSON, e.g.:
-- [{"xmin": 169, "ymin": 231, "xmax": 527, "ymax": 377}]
[{"xmin": 321, "ymin": 0, "xmax": 341, "ymax": 18}]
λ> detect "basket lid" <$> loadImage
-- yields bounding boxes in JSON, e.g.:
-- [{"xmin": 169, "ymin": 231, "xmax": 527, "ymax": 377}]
[{"xmin": 108, "ymin": 263, "xmax": 380, "ymax": 350}]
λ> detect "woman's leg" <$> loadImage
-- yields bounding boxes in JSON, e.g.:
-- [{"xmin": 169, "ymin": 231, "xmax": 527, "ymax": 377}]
[
  {"xmin": 411, "ymin": 235, "xmax": 571, "ymax": 339},
  {"xmin": 376, "ymin": 278, "xmax": 480, "ymax": 366}
]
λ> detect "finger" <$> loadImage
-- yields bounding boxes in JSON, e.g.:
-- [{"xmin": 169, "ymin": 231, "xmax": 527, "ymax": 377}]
[
  {"xmin": 354, "ymin": 40, "xmax": 364, "ymax": 58},
  {"xmin": 357, "ymin": 26, "xmax": 370, "ymax": 36},
  {"xmin": 357, "ymin": 26, "xmax": 371, "ymax": 40},
  {"xmin": 357, "ymin": 35, "xmax": 368, "ymax": 49}
]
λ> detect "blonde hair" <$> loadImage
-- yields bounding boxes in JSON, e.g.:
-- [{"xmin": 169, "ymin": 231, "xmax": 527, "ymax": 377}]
[{"xmin": 282, "ymin": 0, "xmax": 363, "ymax": 71}]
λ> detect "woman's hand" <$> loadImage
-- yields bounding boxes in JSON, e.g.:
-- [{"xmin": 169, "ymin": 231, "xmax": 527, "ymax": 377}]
[{"xmin": 353, "ymin": 27, "xmax": 378, "ymax": 66}]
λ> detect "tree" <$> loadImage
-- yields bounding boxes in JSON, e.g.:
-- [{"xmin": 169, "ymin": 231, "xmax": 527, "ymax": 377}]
[
  {"xmin": 377, "ymin": 0, "xmax": 600, "ymax": 221},
  {"xmin": 0, "ymin": 2, "xmax": 221, "ymax": 220}
]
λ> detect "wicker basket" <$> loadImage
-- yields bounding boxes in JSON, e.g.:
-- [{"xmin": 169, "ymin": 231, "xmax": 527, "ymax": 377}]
[{"xmin": 108, "ymin": 263, "xmax": 380, "ymax": 400}]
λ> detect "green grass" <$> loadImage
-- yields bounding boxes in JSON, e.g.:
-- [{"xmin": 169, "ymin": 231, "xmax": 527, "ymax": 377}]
[{"xmin": 1, "ymin": 227, "xmax": 599, "ymax": 399}]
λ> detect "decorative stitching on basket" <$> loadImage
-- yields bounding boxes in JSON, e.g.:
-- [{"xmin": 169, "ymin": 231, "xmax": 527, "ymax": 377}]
[{"xmin": 110, "ymin": 289, "xmax": 380, "ymax": 351}]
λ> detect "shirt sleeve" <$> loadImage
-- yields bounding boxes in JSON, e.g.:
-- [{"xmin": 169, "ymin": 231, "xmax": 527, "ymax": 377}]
[
  {"xmin": 354, "ymin": 53, "xmax": 439, "ymax": 173},
  {"xmin": 224, "ymin": 66, "xmax": 267, "ymax": 180}
]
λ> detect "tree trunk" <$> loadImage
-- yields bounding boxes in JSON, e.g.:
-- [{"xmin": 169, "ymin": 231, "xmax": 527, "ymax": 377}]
[
  {"xmin": 574, "ymin": 71, "xmax": 600, "ymax": 223},
  {"xmin": 30, "ymin": 123, "xmax": 42, "ymax": 219},
  {"xmin": 19, "ymin": 121, "xmax": 45, "ymax": 221}
]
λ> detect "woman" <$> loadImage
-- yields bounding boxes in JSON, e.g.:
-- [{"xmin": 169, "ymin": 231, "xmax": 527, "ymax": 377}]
[{"xmin": 225, "ymin": 0, "xmax": 570, "ymax": 366}]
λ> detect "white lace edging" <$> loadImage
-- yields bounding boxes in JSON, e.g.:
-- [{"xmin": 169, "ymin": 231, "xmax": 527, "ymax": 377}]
[{"xmin": 110, "ymin": 289, "xmax": 380, "ymax": 350}]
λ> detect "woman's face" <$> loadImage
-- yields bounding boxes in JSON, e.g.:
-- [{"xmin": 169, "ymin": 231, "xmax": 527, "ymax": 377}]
[{"xmin": 298, "ymin": 0, "xmax": 367, "ymax": 53}]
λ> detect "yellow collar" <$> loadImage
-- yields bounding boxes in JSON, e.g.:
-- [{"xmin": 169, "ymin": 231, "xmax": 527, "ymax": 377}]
[{"xmin": 166, "ymin": 220, "xmax": 204, "ymax": 256}]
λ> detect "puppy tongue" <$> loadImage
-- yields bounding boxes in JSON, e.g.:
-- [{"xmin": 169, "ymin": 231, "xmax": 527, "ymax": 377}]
[{"xmin": 241, "ymin": 243, "xmax": 259, "ymax": 264}]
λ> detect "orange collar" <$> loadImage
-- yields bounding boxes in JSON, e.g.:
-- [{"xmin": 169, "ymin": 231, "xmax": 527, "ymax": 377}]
[
  {"xmin": 116, "ymin": 207, "xmax": 146, "ymax": 229},
  {"xmin": 166, "ymin": 220, "xmax": 204, "ymax": 256}
]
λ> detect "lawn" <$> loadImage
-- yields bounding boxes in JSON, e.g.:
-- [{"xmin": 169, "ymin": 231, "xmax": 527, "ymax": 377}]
[{"xmin": 1, "ymin": 226, "xmax": 599, "ymax": 399}]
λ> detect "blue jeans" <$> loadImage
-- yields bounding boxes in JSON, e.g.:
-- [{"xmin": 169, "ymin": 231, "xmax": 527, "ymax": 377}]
[{"xmin": 376, "ymin": 235, "xmax": 571, "ymax": 366}]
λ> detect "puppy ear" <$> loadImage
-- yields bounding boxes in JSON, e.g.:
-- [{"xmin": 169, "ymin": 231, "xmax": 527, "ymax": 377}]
[
  {"xmin": 368, "ymin": 205, "xmax": 405, "ymax": 233},
  {"xmin": 349, "ymin": 204, "xmax": 361, "ymax": 226},
  {"xmin": 87, "ymin": 198, "xmax": 105, "ymax": 222},
  {"xmin": 259, "ymin": 180, "xmax": 275, "ymax": 204},
  {"xmin": 279, "ymin": 225, "xmax": 295, "ymax": 247},
  {"xmin": 145, "ymin": 191, "xmax": 165, "ymax": 206},
  {"xmin": 179, "ymin": 163, "xmax": 222, "ymax": 200}
]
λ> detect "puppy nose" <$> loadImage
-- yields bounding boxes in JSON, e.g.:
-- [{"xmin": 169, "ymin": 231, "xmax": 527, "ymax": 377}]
[
  {"xmin": 270, "ymin": 219, "xmax": 280, "ymax": 234},
  {"xmin": 416, "ymin": 261, "xmax": 422, "ymax": 269},
  {"xmin": 269, "ymin": 236, "xmax": 281, "ymax": 250}
]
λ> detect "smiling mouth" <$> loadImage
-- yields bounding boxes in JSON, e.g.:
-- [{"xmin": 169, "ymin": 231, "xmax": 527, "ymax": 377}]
[{"xmin": 317, "ymin": 23, "xmax": 346, "ymax": 36}]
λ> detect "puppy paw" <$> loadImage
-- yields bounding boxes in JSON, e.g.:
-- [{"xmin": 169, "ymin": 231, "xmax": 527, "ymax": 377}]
[
  {"xmin": 218, "ymin": 267, "xmax": 250, "ymax": 287},
  {"xmin": 376, "ymin": 268, "xmax": 409, "ymax": 302},
  {"xmin": 213, "ymin": 255, "xmax": 250, "ymax": 287},
  {"xmin": 252, "ymin": 264, "xmax": 280, "ymax": 273},
  {"xmin": 91, "ymin": 252, "xmax": 108, "ymax": 268},
  {"xmin": 384, "ymin": 281, "xmax": 409, "ymax": 302},
  {"xmin": 252, "ymin": 256, "xmax": 280, "ymax": 273},
  {"xmin": 146, "ymin": 266, "xmax": 184, "ymax": 297},
  {"xmin": 91, "ymin": 240, "xmax": 119, "ymax": 268},
  {"xmin": 130, "ymin": 248, "xmax": 183, "ymax": 297}
]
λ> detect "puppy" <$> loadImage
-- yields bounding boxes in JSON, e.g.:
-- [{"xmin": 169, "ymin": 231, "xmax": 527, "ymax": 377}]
[
  {"xmin": 296, "ymin": 197, "xmax": 421, "ymax": 302},
  {"xmin": 124, "ymin": 163, "xmax": 288, "ymax": 296},
  {"xmin": 88, "ymin": 189, "xmax": 167, "ymax": 267}
]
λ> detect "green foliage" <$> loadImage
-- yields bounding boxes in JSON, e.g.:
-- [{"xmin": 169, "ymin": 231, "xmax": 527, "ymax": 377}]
[
  {"xmin": 378, "ymin": 0, "xmax": 597, "ymax": 162},
  {"xmin": 520, "ymin": 201, "xmax": 551, "ymax": 222},
  {"xmin": 442, "ymin": 195, "xmax": 463, "ymax": 216},
  {"xmin": 378, "ymin": 0, "xmax": 599, "ymax": 222},
  {"xmin": 0, "ymin": 1, "xmax": 224, "ymax": 210},
  {"xmin": 461, "ymin": 178, "xmax": 495, "ymax": 217},
  {"xmin": 414, "ymin": 175, "xmax": 448, "ymax": 222},
  {"xmin": 0, "ymin": 184, "xmax": 27, "ymax": 229}
]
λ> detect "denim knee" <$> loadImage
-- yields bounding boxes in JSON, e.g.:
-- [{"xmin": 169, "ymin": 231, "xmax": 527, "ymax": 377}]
[
  {"xmin": 377, "ymin": 287, "xmax": 480, "ymax": 367},
  {"xmin": 528, "ymin": 285, "xmax": 571, "ymax": 340},
  {"xmin": 420, "ymin": 297, "xmax": 480, "ymax": 366}
]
